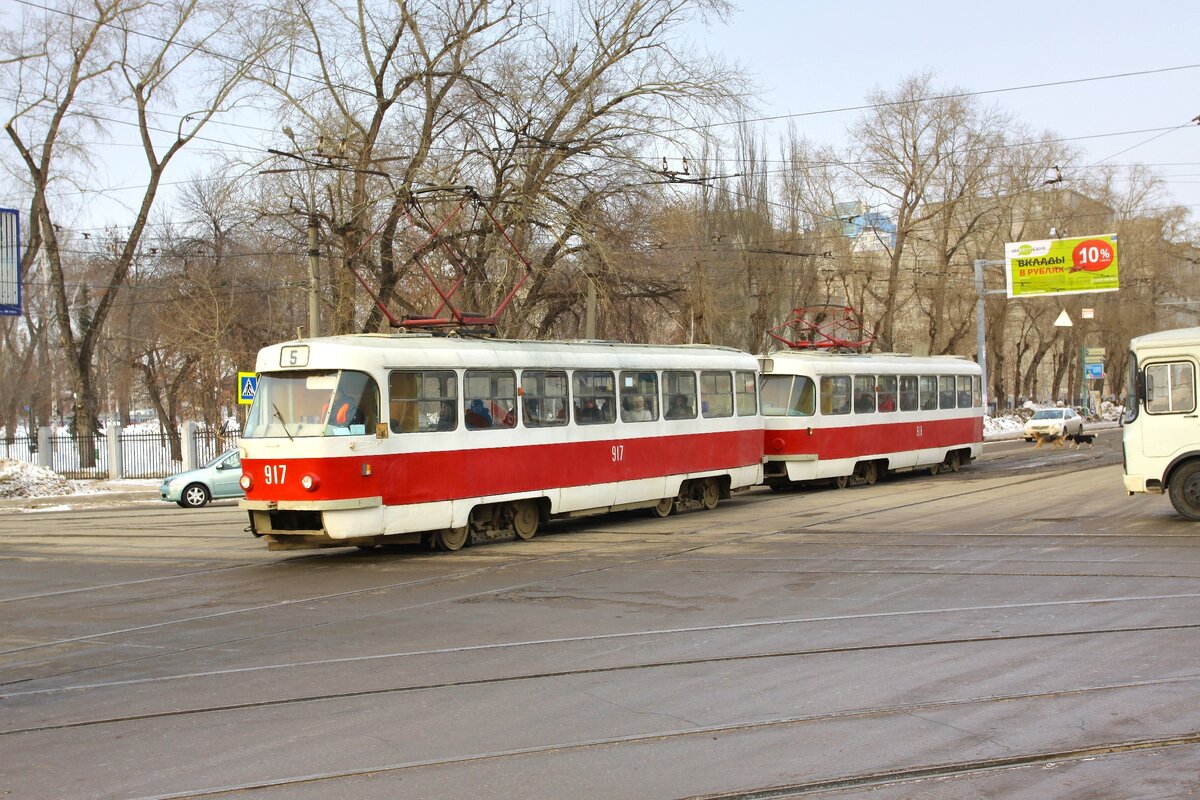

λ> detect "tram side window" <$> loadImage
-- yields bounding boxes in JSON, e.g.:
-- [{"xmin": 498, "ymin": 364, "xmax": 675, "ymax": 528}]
[
  {"xmin": 1145, "ymin": 362, "xmax": 1196, "ymax": 414},
  {"xmin": 464, "ymin": 370, "xmax": 517, "ymax": 430},
  {"xmin": 389, "ymin": 370, "xmax": 457, "ymax": 433},
  {"xmin": 701, "ymin": 371, "xmax": 734, "ymax": 418},
  {"xmin": 956, "ymin": 376, "xmax": 972, "ymax": 408},
  {"xmin": 736, "ymin": 370, "xmax": 758, "ymax": 415},
  {"xmin": 574, "ymin": 370, "xmax": 617, "ymax": 424},
  {"xmin": 877, "ymin": 375, "xmax": 897, "ymax": 412},
  {"xmin": 821, "ymin": 375, "xmax": 851, "ymax": 415},
  {"xmin": 522, "ymin": 370, "xmax": 569, "ymax": 427},
  {"xmin": 918, "ymin": 376, "xmax": 938, "ymax": 410},
  {"xmin": 853, "ymin": 375, "xmax": 876, "ymax": 414},
  {"xmin": 899, "ymin": 375, "xmax": 918, "ymax": 411},
  {"xmin": 619, "ymin": 371, "xmax": 658, "ymax": 422},
  {"xmin": 972, "ymin": 375, "xmax": 982, "ymax": 407},
  {"xmin": 939, "ymin": 376, "xmax": 956, "ymax": 409},
  {"xmin": 663, "ymin": 370, "xmax": 697, "ymax": 419}
]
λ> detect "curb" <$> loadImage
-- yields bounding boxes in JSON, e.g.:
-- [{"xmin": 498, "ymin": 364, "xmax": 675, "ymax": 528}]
[{"xmin": 0, "ymin": 490, "xmax": 160, "ymax": 510}]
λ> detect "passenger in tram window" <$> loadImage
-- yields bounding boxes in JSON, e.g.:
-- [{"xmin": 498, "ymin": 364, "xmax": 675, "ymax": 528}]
[
  {"xmin": 878, "ymin": 394, "xmax": 896, "ymax": 412},
  {"xmin": 523, "ymin": 397, "xmax": 541, "ymax": 424},
  {"xmin": 495, "ymin": 399, "xmax": 517, "ymax": 428},
  {"xmin": 625, "ymin": 395, "xmax": 652, "ymax": 421},
  {"xmin": 576, "ymin": 397, "xmax": 599, "ymax": 423},
  {"xmin": 326, "ymin": 391, "xmax": 361, "ymax": 427},
  {"xmin": 465, "ymin": 398, "xmax": 492, "ymax": 429},
  {"xmin": 436, "ymin": 400, "xmax": 457, "ymax": 431},
  {"xmin": 666, "ymin": 393, "xmax": 693, "ymax": 419}
]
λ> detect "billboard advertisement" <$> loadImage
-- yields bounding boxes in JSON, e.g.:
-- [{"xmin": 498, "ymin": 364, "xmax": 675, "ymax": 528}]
[{"xmin": 1004, "ymin": 234, "xmax": 1119, "ymax": 298}]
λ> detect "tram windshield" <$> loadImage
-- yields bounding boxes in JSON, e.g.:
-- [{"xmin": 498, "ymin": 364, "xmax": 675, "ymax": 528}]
[{"xmin": 245, "ymin": 370, "xmax": 380, "ymax": 438}]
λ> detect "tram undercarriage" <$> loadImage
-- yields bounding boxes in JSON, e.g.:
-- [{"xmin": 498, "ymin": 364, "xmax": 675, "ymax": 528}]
[{"xmin": 244, "ymin": 474, "xmax": 740, "ymax": 552}]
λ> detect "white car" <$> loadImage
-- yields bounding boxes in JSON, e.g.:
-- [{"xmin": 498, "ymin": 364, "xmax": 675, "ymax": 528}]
[{"xmin": 1023, "ymin": 408, "xmax": 1084, "ymax": 441}]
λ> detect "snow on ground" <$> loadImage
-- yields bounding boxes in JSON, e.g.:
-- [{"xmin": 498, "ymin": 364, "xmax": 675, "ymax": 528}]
[
  {"xmin": 0, "ymin": 459, "xmax": 154, "ymax": 501},
  {"xmin": 0, "ymin": 459, "xmax": 78, "ymax": 498}
]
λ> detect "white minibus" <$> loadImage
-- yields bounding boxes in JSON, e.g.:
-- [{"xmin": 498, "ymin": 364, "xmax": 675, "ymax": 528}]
[{"xmin": 1122, "ymin": 327, "xmax": 1200, "ymax": 520}]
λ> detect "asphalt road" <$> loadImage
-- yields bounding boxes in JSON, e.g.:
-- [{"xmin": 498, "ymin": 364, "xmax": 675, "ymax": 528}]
[{"xmin": 2, "ymin": 428, "xmax": 1199, "ymax": 799}]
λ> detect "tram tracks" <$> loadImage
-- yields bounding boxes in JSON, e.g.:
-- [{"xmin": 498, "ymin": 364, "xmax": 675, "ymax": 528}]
[
  {"xmin": 688, "ymin": 733, "xmax": 1200, "ymax": 799},
  {"xmin": 0, "ymin": 463, "xmax": 1184, "ymax": 692},
  {"xmin": 31, "ymin": 680, "xmax": 1200, "ymax": 800},
  {"xmin": 4, "ymin": 610, "xmax": 1199, "ymax": 728},
  {"xmin": 3, "ymin": 453, "xmax": 1197, "ymax": 799}
]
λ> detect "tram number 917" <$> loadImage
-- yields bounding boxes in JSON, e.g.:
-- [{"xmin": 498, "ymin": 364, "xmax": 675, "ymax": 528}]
[
  {"xmin": 263, "ymin": 464, "xmax": 288, "ymax": 484},
  {"xmin": 611, "ymin": 445, "xmax": 625, "ymax": 462}
]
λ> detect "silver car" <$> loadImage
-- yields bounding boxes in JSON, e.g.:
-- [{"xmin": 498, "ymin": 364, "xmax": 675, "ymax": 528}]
[
  {"xmin": 1023, "ymin": 408, "xmax": 1084, "ymax": 441},
  {"xmin": 160, "ymin": 450, "xmax": 244, "ymax": 508}
]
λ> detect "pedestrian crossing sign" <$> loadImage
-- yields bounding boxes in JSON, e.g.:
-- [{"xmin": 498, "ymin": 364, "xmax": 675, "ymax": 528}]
[{"xmin": 238, "ymin": 372, "xmax": 258, "ymax": 405}]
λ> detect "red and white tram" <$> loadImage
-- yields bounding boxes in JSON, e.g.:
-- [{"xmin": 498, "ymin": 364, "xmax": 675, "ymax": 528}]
[
  {"xmin": 239, "ymin": 334, "xmax": 763, "ymax": 550},
  {"xmin": 759, "ymin": 350, "xmax": 983, "ymax": 489}
]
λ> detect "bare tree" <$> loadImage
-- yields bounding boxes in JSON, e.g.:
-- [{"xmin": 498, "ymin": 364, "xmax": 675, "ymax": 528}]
[
  {"xmin": 4, "ymin": 0, "xmax": 281, "ymax": 462},
  {"xmin": 845, "ymin": 73, "xmax": 969, "ymax": 351}
]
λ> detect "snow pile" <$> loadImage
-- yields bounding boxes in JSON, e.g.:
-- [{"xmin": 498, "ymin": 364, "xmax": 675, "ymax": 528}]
[
  {"xmin": 984, "ymin": 414, "xmax": 1026, "ymax": 437},
  {"xmin": 0, "ymin": 459, "xmax": 76, "ymax": 499}
]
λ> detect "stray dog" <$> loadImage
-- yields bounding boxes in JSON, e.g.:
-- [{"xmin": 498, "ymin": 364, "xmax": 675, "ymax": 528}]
[
  {"xmin": 1032, "ymin": 432, "xmax": 1066, "ymax": 449},
  {"xmin": 1068, "ymin": 432, "xmax": 1096, "ymax": 449}
]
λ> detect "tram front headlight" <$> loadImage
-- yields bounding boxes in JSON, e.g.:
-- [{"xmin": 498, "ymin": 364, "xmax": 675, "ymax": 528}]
[
  {"xmin": 239, "ymin": 474, "xmax": 252, "ymax": 491},
  {"xmin": 300, "ymin": 474, "xmax": 320, "ymax": 491}
]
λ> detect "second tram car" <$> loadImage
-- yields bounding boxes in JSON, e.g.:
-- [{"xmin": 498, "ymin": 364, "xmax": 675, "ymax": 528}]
[
  {"xmin": 239, "ymin": 334, "xmax": 763, "ymax": 550},
  {"xmin": 759, "ymin": 350, "xmax": 984, "ymax": 489}
]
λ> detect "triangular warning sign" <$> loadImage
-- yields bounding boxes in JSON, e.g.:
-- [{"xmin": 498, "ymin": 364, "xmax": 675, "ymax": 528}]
[{"xmin": 1053, "ymin": 309, "xmax": 1073, "ymax": 327}]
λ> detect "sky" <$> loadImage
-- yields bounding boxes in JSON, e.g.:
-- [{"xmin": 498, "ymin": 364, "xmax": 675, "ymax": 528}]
[
  {"xmin": 3, "ymin": 0, "xmax": 1199, "ymax": 237},
  {"xmin": 694, "ymin": 0, "xmax": 1200, "ymax": 223}
]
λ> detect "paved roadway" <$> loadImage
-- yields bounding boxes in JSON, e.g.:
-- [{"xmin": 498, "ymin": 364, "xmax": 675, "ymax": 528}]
[{"xmin": 2, "ymin": 429, "xmax": 1198, "ymax": 799}]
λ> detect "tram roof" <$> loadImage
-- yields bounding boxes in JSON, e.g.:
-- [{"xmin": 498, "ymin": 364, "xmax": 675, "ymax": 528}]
[
  {"xmin": 761, "ymin": 348, "xmax": 979, "ymax": 372},
  {"xmin": 256, "ymin": 333, "xmax": 757, "ymax": 372}
]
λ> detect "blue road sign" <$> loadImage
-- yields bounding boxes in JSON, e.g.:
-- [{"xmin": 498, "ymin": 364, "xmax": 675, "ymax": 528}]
[{"xmin": 238, "ymin": 372, "xmax": 258, "ymax": 405}]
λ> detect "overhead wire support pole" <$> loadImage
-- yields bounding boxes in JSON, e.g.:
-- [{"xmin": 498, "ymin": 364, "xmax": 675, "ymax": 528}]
[
  {"xmin": 307, "ymin": 214, "xmax": 320, "ymax": 338},
  {"xmin": 975, "ymin": 258, "xmax": 1007, "ymax": 411}
]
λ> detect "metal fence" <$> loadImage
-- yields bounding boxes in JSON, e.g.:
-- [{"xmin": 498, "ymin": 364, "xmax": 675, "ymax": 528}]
[
  {"xmin": 194, "ymin": 428, "xmax": 240, "ymax": 468},
  {"xmin": 1, "ymin": 435, "xmax": 37, "ymax": 464},
  {"xmin": 1, "ymin": 427, "xmax": 240, "ymax": 480},
  {"xmin": 47, "ymin": 432, "xmax": 109, "ymax": 479}
]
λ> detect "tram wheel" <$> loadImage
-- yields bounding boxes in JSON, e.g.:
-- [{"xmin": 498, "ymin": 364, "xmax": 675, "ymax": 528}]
[
  {"xmin": 928, "ymin": 463, "xmax": 940, "ymax": 477},
  {"xmin": 701, "ymin": 478, "xmax": 720, "ymax": 510},
  {"xmin": 1168, "ymin": 461, "xmax": 1200, "ymax": 521},
  {"xmin": 435, "ymin": 526, "xmax": 469, "ymax": 551},
  {"xmin": 833, "ymin": 475, "xmax": 849, "ymax": 489},
  {"xmin": 946, "ymin": 450, "xmax": 962, "ymax": 473},
  {"xmin": 651, "ymin": 497, "xmax": 675, "ymax": 517},
  {"xmin": 860, "ymin": 462, "xmax": 878, "ymax": 486},
  {"xmin": 512, "ymin": 501, "xmax": 539, "ymax": 540}
]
